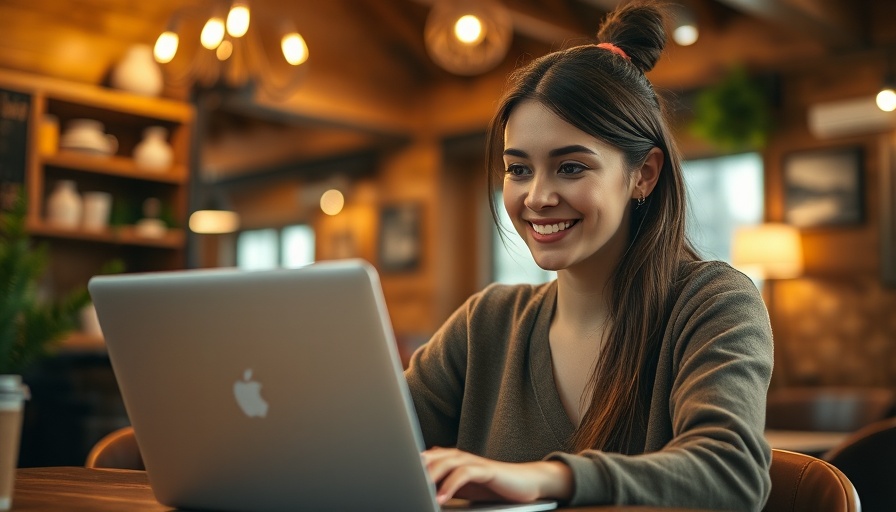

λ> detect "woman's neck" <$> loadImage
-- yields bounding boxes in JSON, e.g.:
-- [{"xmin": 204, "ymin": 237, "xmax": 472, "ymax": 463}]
[{"xmin": 554, "ymin": 263, "xmax": 613, "ymax": 334}]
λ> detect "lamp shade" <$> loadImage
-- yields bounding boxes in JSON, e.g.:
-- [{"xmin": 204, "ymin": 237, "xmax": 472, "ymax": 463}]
[
  {"xmin": 731, "ymin": 223, "xmax": 803, "ymax": 280},
  {"xmin": 189, "ymin": 189, "xmax": 240, "ymax": 234},
  {"xmin": 424, "ymin": 0, "xmax": 513, "ymax": 76}
]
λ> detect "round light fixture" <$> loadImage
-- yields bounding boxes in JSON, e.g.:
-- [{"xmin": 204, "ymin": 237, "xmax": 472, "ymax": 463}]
[
  {"xmin": 320, "ymin": 189, "xmax": 344, "ymax": 216},
  {"xmin": 424, "ymin": 0, "xmax": 512, "ymax": 76},
  {"xmin": 877, "ymin": 88, "xmax": 896, "ymax": 112}
]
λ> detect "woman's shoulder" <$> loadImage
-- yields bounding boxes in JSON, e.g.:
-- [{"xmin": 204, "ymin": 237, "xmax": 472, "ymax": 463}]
[
  {"xmin": 675, "ymin": 259, "xmax": 757, "ymax": 295},
  {"xmin": 671, "ymin": 259, "xmax": 765, "ymax": 315}
]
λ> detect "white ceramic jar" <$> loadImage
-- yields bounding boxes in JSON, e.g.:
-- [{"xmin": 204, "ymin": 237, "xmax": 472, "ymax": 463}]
[
  {"xmin": 110, "ymin": 44, "xmax": 164, "ymax": 97},
  {"xmin": 46, "ymin": 180, "xmax": 82, "ymax": 229},
  {"xmin": 134, "ymin": 126, "xmax": 173, "ymax": 172}
]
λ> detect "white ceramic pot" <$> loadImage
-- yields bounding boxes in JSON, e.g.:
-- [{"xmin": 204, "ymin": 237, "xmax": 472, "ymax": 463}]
[
  {"xmin": 133, "ymin": 126, "xmax": 173, "ymax": 172},
  {"xmin": 46, "ymin": 180, "xmax": 82, "ymax": 229},
  {"xmin": 110, "ymin": 44, "xmax": 164, "ymax": 97},
  {"xmin": 60, "ymin": 119, "xmax": 117, "ymax": 156}
]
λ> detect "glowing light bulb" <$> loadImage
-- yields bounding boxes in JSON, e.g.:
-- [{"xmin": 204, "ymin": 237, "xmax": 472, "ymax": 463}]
[
  {"xmin": 876, "ymin": 88, "xmax": 896, "ymax": 112},
  {"xmin": 454, "ymin": 15, "xmax": 484, "ymax": 45},
  {"xmin": 281, "ymin": 33, "xmax": 308, "ymax": 65},
  {"xmin": 320, "ymin": 189, "xmax": 344, "ymax": 216},
  {"xmin": 227, "ymin": 4, "xmax": 250, "ymax": 37},
  {"xmin": 201, "ymin": 17, "xmax": 225, "ymax": 49},
  {"xmin": 216, "ymin": 39, "xmax": 233, "ymax": 61},
  {"xmin": 673, "ymin": 24, "xmax": 698, "ymax": 46},
  {"xmin": 154, "ymin": 31, "xmax": 179, "ymax": 63}
]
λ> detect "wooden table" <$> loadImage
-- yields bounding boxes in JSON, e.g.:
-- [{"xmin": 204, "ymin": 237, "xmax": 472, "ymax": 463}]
[
  {"xmin": 764, "ymin": 429, "xmax": 850, "ymax": 457},
  {"xmin": 10, "ymin": 467, "xmax": 715, "ymax": 511}
]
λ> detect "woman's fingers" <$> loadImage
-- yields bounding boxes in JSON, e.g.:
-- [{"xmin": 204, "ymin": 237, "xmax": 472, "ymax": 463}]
[
  {"xmin": 435, "ymin": 463, "xmax": 495, "ymax": 504},
  {"xmin": 422, "ymin": 447, "xmax": 480, "ymax": 487}
]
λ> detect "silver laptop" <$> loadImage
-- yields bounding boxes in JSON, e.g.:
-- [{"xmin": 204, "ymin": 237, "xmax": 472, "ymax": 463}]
[{"xmin": 89, "ymin": 259, "xmax": 556, "ymax": 512}]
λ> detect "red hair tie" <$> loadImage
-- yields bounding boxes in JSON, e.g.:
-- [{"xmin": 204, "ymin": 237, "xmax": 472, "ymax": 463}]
[{"xmin": 596, "ymin": 42, "xmax": 630, "ymax": 61}]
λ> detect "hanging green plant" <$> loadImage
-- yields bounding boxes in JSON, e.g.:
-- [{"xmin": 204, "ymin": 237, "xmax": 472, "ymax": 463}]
[{"xmin": 690, "ymin": 66, "xmax": 773, "ymax": 152}]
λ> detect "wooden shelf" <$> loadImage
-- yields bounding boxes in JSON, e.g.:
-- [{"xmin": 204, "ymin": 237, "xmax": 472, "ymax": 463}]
[
  {"xmin": 0, "ymin": 69, "xmax": 193, "ymax": 123},
  {"xmin": 27, "ymin": 220, "xmax": 186, "ymax": 248},
  {"xmin": 42, "ymin": 151, "xmax": 186, "ymax": 183}
]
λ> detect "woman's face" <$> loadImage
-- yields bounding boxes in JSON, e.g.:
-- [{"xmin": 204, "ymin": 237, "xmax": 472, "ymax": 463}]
[{"xmin": 502, "ymin": 100, "xmax": 638, "ymax": 273}]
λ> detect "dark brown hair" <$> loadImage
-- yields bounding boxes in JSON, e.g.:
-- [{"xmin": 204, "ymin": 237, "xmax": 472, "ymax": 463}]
[{"xmin": 486, "ymin": 0, "xmax": 699, "ymax": 453}]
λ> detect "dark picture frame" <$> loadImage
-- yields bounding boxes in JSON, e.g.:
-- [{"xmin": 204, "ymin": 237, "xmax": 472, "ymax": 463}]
[
  {"xmin": 783, "ymin": 147, "xmax": 864, "ymax": 228},
  {"xmin": 881, "ymin": 142, "xmax": 896, "ymax": 287},
  {"xmin": 378, "ymin": 203, "xmax": 422, "ymax": 273}
]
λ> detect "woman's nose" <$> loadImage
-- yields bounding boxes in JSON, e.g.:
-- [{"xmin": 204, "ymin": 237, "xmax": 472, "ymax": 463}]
[{"xmin": 524, "ymin": 174, "xmax": 559, "ymax": 211}]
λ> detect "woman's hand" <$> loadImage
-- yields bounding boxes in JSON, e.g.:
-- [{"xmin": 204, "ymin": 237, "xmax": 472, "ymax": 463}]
[{"xmin": 421, "ymin": 447, "xmax": 573, "ymax": 505}]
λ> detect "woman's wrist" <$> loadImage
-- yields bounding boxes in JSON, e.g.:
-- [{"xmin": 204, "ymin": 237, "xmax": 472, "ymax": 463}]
[{"xmin": 532, "ymin": 460, "xmax": 573, "ymax": 500}]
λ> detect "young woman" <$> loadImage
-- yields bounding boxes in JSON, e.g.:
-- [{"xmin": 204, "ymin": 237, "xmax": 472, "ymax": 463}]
[{"xmin": 404, "ymin": 1, "xmax": 773, "ymax": 511}]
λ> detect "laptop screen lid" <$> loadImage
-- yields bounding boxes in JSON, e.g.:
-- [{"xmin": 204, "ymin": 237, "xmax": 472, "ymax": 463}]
[{"xmin": 89, "ymin": 259, "xmax": 439, "ymax": 512}]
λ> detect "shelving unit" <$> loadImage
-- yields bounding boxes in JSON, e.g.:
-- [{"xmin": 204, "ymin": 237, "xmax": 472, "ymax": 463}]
[{"xmin": 0, "ymin": 69, "xmax": 195, "ymax": 347}]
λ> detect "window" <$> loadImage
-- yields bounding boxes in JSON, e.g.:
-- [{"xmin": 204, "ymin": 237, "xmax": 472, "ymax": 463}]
[
  {"xmin": 491, "ymin": 192, "xmax": 555, "ymax": 285},
  {"xmin": 682, "ymin": 152, "xmax": 764, "ymax": 263},
  {"xmin": 237, "ymin": 224, "xmax": 315, "ymax": 270}
]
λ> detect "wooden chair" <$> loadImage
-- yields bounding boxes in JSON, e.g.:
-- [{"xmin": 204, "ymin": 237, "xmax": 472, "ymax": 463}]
[
  {"xmin": 762, "ymin": 449, "xmax": 860, "ymax": 512},
  {"xmin": 766, "ymin": 387, "xmax": 896, "ymax": 432},
  {"xmin": 84, "ymin": 426, "xmax": 144, "ymax": 470},
  {"xmin": 824, "ymin": 417, "xmax": 896, "ymax": 512}
]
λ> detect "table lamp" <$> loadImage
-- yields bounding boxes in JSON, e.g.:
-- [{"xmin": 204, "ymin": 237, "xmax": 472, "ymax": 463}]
[{"xmin": 731, "ymin": 222, "xmax": 803, "ymax": 282}]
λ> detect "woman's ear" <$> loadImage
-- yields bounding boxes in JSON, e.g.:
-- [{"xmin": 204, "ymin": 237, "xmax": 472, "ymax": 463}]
[{"xmin": 632, "ymin": 147, "xmax": 663, "ymax": 199}]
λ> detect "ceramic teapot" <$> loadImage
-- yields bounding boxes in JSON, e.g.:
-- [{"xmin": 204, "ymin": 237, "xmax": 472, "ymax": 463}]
[{"xmin": 60, "ymin": 119, "xmax": 118, "ymax": 156}]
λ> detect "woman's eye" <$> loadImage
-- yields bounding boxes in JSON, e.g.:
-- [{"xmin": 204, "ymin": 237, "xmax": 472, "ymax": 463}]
[
  {"xmin": 559, "ymin": 162, "xmax": 587, "ymax": 175},
  {"xmin": 505, "ymin": 164, "xmax": 530, "ymax": 177}
]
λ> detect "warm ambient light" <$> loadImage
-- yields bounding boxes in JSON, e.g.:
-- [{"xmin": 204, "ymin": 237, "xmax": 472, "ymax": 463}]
[
  {"xmin": 226, "ymin": 3, "xmax": 250, "ymax": 38},
  {"xmin": 671, "ymin": 3, "xmax": 698, "ymax": 46},
  {"xmin": 281, "ymin": 33, "xmax": 309, "ymax": 65},
  {"xmin": 454, "ymin": 15, "xmax": 484, "ymax": 45},
  {"xmin": 320, "ymin": 189, "xmax": 344, "ymax": 216},
  {"xmin": 731, "ymin": 223, "xmax": 803, "ymax": 281},
  {"xmin": 153, "ymin": 31, "xmax": 179, "ymax": 63},
  {"xmin": 673, "ymin": 24, "xmax": 698, "ymax": 46},
  {"xmin": 200, "ymin": 17, "xmax": 225, "ymax": 50},
  {"xmin": 189, "ymin": 210, "xmax": 240, "ymax": 234},
  {"xmin": 876, "ymin": 88, "xmax": 896, "ymax": 112}
]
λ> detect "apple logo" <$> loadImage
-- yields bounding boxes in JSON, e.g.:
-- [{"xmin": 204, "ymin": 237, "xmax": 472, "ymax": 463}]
[{"xmin": 233, "ymin": 369, "xmax": 269, "ymax": 418}]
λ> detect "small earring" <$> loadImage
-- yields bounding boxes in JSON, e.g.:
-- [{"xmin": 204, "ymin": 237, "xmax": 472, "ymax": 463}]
[{"xmin": 636, "ymin": 191, "xmax": 645, "ymax": 208}]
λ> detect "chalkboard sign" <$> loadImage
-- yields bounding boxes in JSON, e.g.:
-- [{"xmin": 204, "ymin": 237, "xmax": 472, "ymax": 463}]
[{"xmin": 0, "ymin": 88, "xmax": 31, "ymax": 184}]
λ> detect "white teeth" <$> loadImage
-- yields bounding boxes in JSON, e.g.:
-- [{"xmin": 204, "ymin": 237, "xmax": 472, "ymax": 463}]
[{"xmin": 532, "ymin": 221, "xmax": 572, "ymax": 235}]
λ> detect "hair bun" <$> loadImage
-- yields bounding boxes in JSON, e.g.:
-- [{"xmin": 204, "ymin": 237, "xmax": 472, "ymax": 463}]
[{"xmin": 596, "ymin": 1, "xmax": 668, "ymax": 74}]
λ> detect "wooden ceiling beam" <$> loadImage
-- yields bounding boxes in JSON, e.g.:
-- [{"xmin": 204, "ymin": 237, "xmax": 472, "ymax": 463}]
[{"xmin": 713, "ymin": 0, "xmax": 865, "ymax": 49}]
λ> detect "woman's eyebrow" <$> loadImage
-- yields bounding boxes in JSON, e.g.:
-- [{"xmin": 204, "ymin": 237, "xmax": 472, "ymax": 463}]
[
  {"xmin": 548, "ymin": 145, "xmax": 598, "ymax": 157},
  {"xmin": 502, "ymin": 145, "xmax": 598, "ymax": 158}
]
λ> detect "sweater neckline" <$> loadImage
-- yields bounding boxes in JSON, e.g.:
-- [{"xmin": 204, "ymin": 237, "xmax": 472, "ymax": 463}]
[{"xmin": 529, "ymin": 280, "xmax": 577, "ymax": 449}]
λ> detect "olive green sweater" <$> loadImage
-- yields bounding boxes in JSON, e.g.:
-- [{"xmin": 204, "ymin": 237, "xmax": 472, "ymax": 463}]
[{"xmin": 405, "ymin": 261, "xmax": 773, "ymax": 511}]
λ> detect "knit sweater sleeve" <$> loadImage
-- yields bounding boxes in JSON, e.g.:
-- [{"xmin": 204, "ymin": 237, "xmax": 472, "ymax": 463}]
[
  {"xmin": 547, "ymin": 263, "xmax": 774, "ymax": 512},
  {"xmin": 403, "ymin": 289, "xmax": 476, "ymax": 448}
]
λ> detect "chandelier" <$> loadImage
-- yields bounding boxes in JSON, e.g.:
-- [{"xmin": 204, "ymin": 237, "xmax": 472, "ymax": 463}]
[{"xmin": 153, "ymin": 1, "xmax": 309, "ymax": 100}]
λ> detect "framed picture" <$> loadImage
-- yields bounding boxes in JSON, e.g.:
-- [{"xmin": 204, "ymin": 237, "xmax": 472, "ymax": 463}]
[
  {"xmin": 882, "ymin": 143, "xmax": 896, "ymax": 287},
  {"xmin": 783, "ymin": 147, "xmax": 864, "ymax": 228},
  {"xmin": 378, "ymin": 203, "xmax": 422, "ymax": 272}
]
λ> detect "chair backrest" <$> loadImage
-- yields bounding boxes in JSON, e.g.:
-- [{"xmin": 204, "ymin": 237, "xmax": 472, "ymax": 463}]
[
  {"xmin": 824, "ymin": 417, "xmax": 896, "ymax": 512},
  {"xmin": 85, "ymin": 426, "xmax": 144, "ymax": 470},
  {"xmin": 762, "ymin": 449, "xmax": 860, "ymax": 512},
  {"xmin": 766, "ymin": 387, "xmax": 896, "ymax": 432}
]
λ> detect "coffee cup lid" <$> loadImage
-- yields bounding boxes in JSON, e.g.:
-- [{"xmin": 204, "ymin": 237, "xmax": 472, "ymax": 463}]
[{"xmin": 0, "ymin": 375, "xmax": 30, "ymax": 400}]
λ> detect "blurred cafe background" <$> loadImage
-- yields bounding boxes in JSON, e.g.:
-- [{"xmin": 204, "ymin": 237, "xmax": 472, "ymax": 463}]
[{"xmin": 1, "ymin": 0, "xmax": 895, "ymax": 473}]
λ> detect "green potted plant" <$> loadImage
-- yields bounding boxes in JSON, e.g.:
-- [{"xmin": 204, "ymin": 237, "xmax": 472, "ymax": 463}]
[
  {"xmin": 689, "ymin": 65, "xmax": 773, "ymax": 152},
  {"xmin": 0, "ymin": 190, "xmax": 91, "ymax": 376}
]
